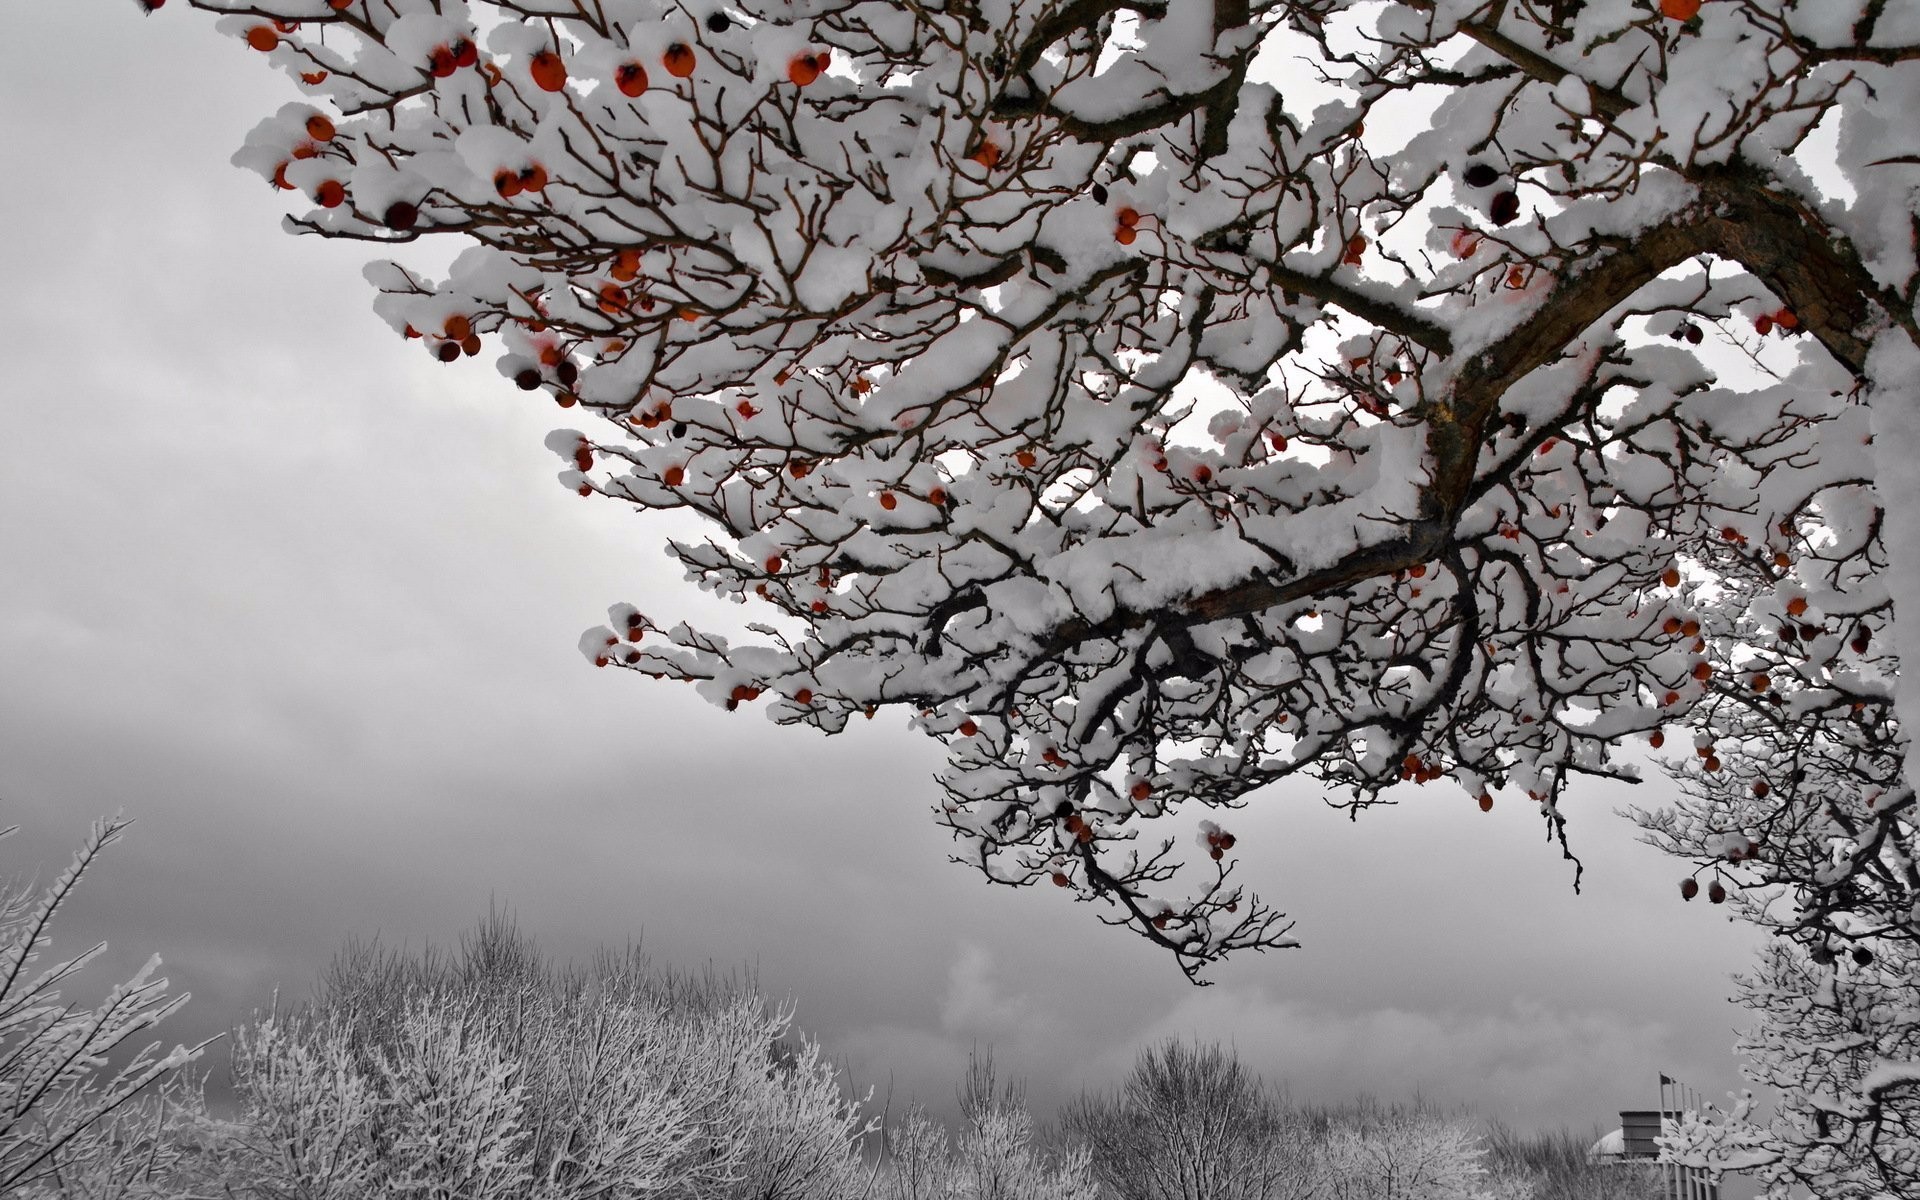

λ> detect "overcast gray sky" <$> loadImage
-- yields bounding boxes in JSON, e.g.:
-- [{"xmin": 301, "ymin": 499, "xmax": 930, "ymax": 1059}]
[{"xmin": 3, "ymin": 0, "xmax": 1768, "ymax": 1144}]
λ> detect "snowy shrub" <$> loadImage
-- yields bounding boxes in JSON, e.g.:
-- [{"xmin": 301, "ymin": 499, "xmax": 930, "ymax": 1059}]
[
  {"xmin": 1316, "ymin": 1110, "xmax": 1491, "ymax": 1200},
  {"xmin": 1481, "ymin": 1124, "xmax": 1662, "ymax": 1200},
  {"xmin": 197, "ymin": 911, "xmax": 871, "ymax": 1200},
  {"xmin": 881, "ymin": 1055, "xmax": 1093, "ymax": 1200},
  {"xmin": 0, "ymin": 817, "xmax": 210, "ymax": 1200}
]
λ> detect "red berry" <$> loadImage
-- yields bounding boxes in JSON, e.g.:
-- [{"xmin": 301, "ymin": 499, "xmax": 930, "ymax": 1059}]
[
  {"xmin": 616, "ymin": 61, "xmax": 648, "ymax": 97},
  {"xmin": 530, "ymin": 50, "xmax": 568, "ymax": 92}
]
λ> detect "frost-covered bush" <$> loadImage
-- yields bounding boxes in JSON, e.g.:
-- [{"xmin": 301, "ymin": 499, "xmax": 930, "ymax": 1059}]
[
  {"xmin": 199, "ymin": 912, "xmax": 872, "ymax": 1200},
  {"xmin": 1315, "ymin": 1109, "xmax": 1492, "ymax": 1200},
  {"xmin": 0, "ymin": 816, "xmax": 210, "ymax": 1200},
  {"xmin": 1480, "ymin": 1124, "xmax": 1662, "ymax": 1200},
  {"xmin": 880, "ymin": 1056, "xmax": 1094, "ymax": 1200}
]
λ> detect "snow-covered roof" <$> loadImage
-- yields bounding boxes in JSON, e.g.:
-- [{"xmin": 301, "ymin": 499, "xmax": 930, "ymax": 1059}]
[{"xmin": 1588, "ymin": 1128, "xmax": 1628, "ymax": 1161}]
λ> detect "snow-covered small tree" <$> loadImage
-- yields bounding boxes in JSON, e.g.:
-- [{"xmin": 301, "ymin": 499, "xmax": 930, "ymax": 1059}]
[
  {"xmin": 0, "ymin": 817, "xmax": 211, "ymax": 1199},
  {"xmin": 880, "ymin": 1056, "xmax": 1094, "ymax": 1200},
  {"xmin": 1060, "ymin": 1039, "xmax": 1313, "ymax": 1200},
  {"xmin": 1658, "ymin": 937, "xmax": 1920, "ymax": 1199},
  {"xmin": 1316, "ymin": 1109, "xmax": 1491, "ymax": 1200}
]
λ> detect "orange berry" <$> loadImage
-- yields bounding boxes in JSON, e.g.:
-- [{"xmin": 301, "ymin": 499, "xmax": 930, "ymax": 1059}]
[
  {"xmin": 1478, "ymin": 794, "xmax": 1494, "ymax": 813},
  {"xmin": 305, "ymin": 114, "xmax": 336, "ymax": 141},
  {"xmin": 1114, "ymin": 225, "xmax": 1137, "ymax": 245},
  {"xmin": 443, "ymin": 314, "xmax": 472, "ymax": 341},
  {"xmin": 878, "ymin": 490, "xmax": 897, "ymax": 510},
  {"xmin": 530, "ymin": 50, "xmax": 567, "ymax": 92},
  {"xmin": 272, "ymin": 161, "xmax": 293, "ymax": 190},
  {"xmin": 663, "ymin": 465, "xmax": 685, "ymax": 486},
  {"xmin": 494, "ymin": 170, "xmax": 523, "ymax": 199},
  {"xmin": 1681, "ymin": 619, "xmax": 1700, "ymax": 637},
  {"xmin": 1131, "ymin": 781, "xmax": 1151, "ymax": 802},
  {"xmin": 519, "ymin": 163, "xmax": 548, "ymax": 192},
  {"xmin": 1649, "ymin": 730, "xmax": 1665, "ymax": 748},
  {"xmin": 663, "ymin": 43, "xmax": 696, "ymax": 78},
  {"xmin": 788, "ymin": 53, "xmax": 822, "ymax": 86},
  {"xmin": 314, "ymin": 179, "xmax": 346, "ymax": 208},
  {"xmin": 1052, "ymin": 872, "xmax": 1072, "ymax": 888},
  {"xmin": 1016, "ymin": 449, "xmax": 1037, "ymax": 469},
  {"xmin": 1663, "ymin": 617, "xmax": 1683, "ymax": 635},
  {"xmin": 795, "ymin": 688, "xmax": 813, "ymax": 705},
  {"xmin": 1786, "ymin": 596, "xmax": 1808, "ymax": 616},
  {"xmin": 245, "ymin": 25, "xmax": 280, "ymax": 52},
  {"xmin": 1116, "ymin": 207, "xmax": 1140, "ymax": 228},
  {"xmin": 958, "ymin": 719, "xmax": 979, "ymax": 737},
  {"xmin": 611, "ymin": 248, "xmax": 642, "ymax": 281},
  {"xmin": 1661, "ymin": 0, "xmax": 1702, "ymax": 18},
  {"xmin": 460, "ymin": 334, "xmax": 481, "ymax": 356},
  {"xmin": 615, "ymin": 61, "xmax": 649, "ymax": 97}
]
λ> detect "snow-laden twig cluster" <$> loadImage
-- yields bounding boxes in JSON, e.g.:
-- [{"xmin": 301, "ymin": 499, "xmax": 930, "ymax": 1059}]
[{"xmin": 1, "ymin": 818, "xmax": 212, "ymax": 1199}]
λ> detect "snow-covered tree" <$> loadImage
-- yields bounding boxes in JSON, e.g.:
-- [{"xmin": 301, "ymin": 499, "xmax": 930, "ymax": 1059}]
[
  {"xmin": 0, "ymin": 817, "xmax": 211, "ymax": 1200},
  {"xmin": 120, "ymin": 0, "xmax": 1920, "ymax": 1182},
  {"xmin": 1061, "ymin": 1039, "xmax": 1313, "ymax": 1200},
  {"xmin": 1317, "ymin": 1109, "xmax": 1492, "ymax": 1200}
]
